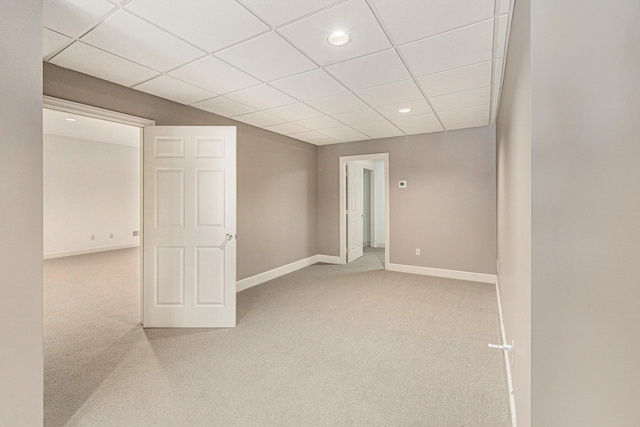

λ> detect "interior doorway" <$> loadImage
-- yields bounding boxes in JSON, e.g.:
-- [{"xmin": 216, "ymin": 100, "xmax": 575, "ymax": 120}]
[
  {"xmin": 43, "ymin": 97, "xmax": 152, "ymax": 322},
  {"xmin": 42, "ymin": 98, "xmax": 152, "ymax": 427},
  {"xmin": 339, "ymin": 153, "xmax": 389, "ymax": 267}
]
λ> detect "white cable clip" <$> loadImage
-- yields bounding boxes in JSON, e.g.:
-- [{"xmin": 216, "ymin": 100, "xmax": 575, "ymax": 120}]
[{"xmin": 488, "ymin": 343, "xmax": 513, "ymax": 352}]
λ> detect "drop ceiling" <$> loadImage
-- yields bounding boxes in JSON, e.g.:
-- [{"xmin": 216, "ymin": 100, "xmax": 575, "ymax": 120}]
[{"xmin": 43, "ymin": 0, "xmax": 513, "ymax": 146}]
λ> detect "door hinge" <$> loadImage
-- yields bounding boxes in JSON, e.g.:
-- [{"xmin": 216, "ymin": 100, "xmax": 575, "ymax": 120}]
[
  {"xmin": 346, "ymin": 171, "xmax": 349, "ymax": 177},
  {"xmin": 346, "ymin": 248, "xmax": 349, "ymax": 253},
  {"xmin": 345, "ymin": 209, "xmax": 349, "ymax": 215}
]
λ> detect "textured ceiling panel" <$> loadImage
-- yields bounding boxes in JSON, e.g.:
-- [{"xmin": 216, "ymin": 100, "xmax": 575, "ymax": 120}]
[
  {"xmin": 81, "ymin": 11, "xmax": 204, "ymax": 72},
  {"xmin": 369, "ymin": 0, "xmax": 494, "ymax": 45},
  {"xmin": 50, "ymin": 41, "xmax": 159, "ymax": 87},
  {"xmin": 216, "ymin": 32, "xmax": 316, "ymax": 81},
  {"xmin": 279, "ymin": 0, "xmax": 392, "ymax": 66}
]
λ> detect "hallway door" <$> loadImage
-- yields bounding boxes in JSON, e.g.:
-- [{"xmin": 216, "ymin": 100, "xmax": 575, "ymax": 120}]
[
  {"xmin": 143, "ymin": 126, "xmax": 236, "ymax": 327},
  {"xmin": 347, "ymin": 161, "xmax": 364, "ymax": 262}
]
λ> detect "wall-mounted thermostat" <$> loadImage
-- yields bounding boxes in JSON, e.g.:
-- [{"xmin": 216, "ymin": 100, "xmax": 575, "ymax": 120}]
[{"xmin": 399, "ymin": 180, "xmax": 407, "ymax": 188}]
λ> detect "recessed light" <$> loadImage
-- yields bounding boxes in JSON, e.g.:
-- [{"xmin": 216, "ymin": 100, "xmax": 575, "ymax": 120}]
[
  {"xmin": 398, "ymin": 108, "xmax": 412, "ymax": 113},
  {"xmin": 328, "ymin": 31, "xmax": 351, "ymax": 46},
  {"xmin": 65, "ymin": 117, "xmax": 77, "ymax": 122}
]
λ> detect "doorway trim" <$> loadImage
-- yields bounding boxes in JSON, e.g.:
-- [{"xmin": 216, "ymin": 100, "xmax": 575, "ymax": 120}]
[
  {"xmin": 43, "ymin": 96, "xmax": 155, "ymax": 324},
  {"xmin": 339, "ymin": 153, "xmax": 389, "ymax": 267}
]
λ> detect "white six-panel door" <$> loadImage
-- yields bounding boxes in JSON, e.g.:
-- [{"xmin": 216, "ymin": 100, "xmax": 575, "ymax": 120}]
[
  {"xmin": 143, "ymin": 126, "xmax": 236, "ymax": 327},
  {"xmin": 347, "ymin": 161, "xmax": 364, "ymax": 262}
]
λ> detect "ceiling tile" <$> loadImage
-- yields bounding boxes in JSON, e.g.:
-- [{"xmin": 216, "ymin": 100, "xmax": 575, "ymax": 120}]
[
  {"xmin": 500, "ymin": 0, "xmax": 511, "ymax": 15},
  {"xmin": 403, "ymin": 123, "xmax": 444, "ymax": 135},
  {"xmin": 170, "ymin": 56, "xmax": 260, "ymax": 95},
  {"xmin": 279, "ymin": 0, "xmax": 392, "ymax": 66},
  {"xmin": 496, "ymin": 14, "xmax": 509, "ymax": 58},
  {"xmin": 363, "ymin": 128, "xmax": 404, "ymax": 139},
  {"xmin": 295, "ymin": 115, "xmax": 343, "ymax": 130},
  {"xmin": 399, "ymin": 19, "xmax": 494, "ymax": 77},
  {"xmin": 264, "ymin": 122, "xmax": 309, "ymax": 135},
  {"xmin": 134, "ymin": 75, "xmax": 216, "ymax": 105},
  {"xmin": 390, "ymin": 112, "xmax": 443, "ymax": 134},
  {"xmin": 374, "ymin": 99, "xmax": 434, "ymax": 120},
  {"xmin": 233, "ymin": 111, "xmax": 287, "ymax": 127},
  {"xmin": 418, "ymin": 61, "xmax": 492, "ymax": 97},
  {"xmin": 44, "ymin": 0, "xmax": 116, "ymax": 37},
  {"xmin": 335, "ymin": 133, "xmax": 369, "ymax": 143},
  {"xmin": 270, "ymin": 69, "xmax": 347, "ymax": 101},
  {"xmin": 325, "ymin": 49, "xmax": 410, "ymax": 91},
  {"xmin": 43, "ymin": 28, "xmax": 71, "ymax": 58},
  {"xmin": 226, "ymin": 84, "xmax": 297, "ymax": 110},
  {"xmin": 305, "ymin": 93, "xmax": 369, "ymax": 115},
  {"xmin": 351, "ymin": 120, "xmax": 403, "ymax": 138},
  {"xmin": 310, "ymin": 137, "xmax": 341, "ymax": 146},
  {"xmin": 445, "ymin": 117, "xmax": 490, "ymax": 131},
  {"xmin": 50, "ymin": 41, "xmax": 159, "ymax": 87},
  {"xmin": 430, "ymin": 86, "xmax": 491, "ymax": 112},
  {"xmin": 318, "ymin": 126, "xmax": 365, "ymax": 139},
  {"xmin": 493, "ymin": 58, "xmax": 504, "ymax": 85},
  {"xmin": 369, "ymin": 0, "xmax": 494, "ymax": 45},
  {"xmin": 191, "ymin": 96, "xmax": 257, "ymax": 117},
  {"xmin": 240, "ymin": 0, "xmax": 343, "ymax": 27},
  {"xmin": 438, "ymin": 104, "xmax": 490, "ymax": 126},
  {"xmin": 81, "ymin": 10, "xmax": 204, "ymax": 72},
  {"xmin": 391, "ymin": 112, "xmax": 440, "ymax": 129},
  {"xmin": 266, "ymin": 103, "xmax": 324, "ymax": 121},
  {"xmin": 216, "ymin": 32, "xmax": 316, "ymax": 82},
  {"xmin": 332, "ymin": 108, "xmax": 384, "ymax": 125},
  {"xmin": 289, "ymin": 130, "xmax": 327, "ymax": 141},
  {"xmin": 355, "ymin": 79, "xmax": 423, "ymax": 107},
  {"xmin": 126, "ymin": 0, "xmax": 268, "ymax": 52}
]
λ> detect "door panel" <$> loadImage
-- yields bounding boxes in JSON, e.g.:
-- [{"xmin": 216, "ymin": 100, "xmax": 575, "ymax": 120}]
[
  {"xmin": 143, "ymin": 126, "xmax": 236, "ymax": 327},
  {"xmin": 347, "ymin": 161, "xmax": 364, "ymax": 262}
]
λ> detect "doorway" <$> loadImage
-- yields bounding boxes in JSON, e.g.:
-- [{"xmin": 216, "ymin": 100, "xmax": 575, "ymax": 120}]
[
  {"xmin": 43, "ymin": 96, "xmax": 153, "ymax": 322},
  {"xmin": 339, "ymin": 153, "xmax": 389, "ymax": 267},
  {"xmin": 43, "ymin": 98, "xmax": 150, "ymax": 427}
]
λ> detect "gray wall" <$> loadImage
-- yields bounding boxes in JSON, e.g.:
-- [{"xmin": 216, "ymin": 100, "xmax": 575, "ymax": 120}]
[
  {"xmin": 43, "ymin": 63, "xmax": 318, "ymax": 280},
  {"xmin": 530, "ymin": 1, "xmax": 640, "ymax": 425},
  {"xmin": 318, "ymin": 127, "xmax": 496, "ymax": 274},
  {"xmin": 0, "ymin": 2, "xmax": 44, "ymax": 425},
  {"xmin": 496, "ymin": 0, "xmax": 531, "ymax": 424}
]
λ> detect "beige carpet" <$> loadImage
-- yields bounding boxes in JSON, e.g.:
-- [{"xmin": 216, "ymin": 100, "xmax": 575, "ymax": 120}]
[{"xmin": 44, "ymin": 248, "xmax": 511, "ymax": 426}]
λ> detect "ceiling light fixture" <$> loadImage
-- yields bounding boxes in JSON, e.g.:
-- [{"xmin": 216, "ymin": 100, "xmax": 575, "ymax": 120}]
[
  {"xmin": 328, "ymin": 31, "xmax": 351, "ymax": 46},
  {"xmin": 398, "ymin": 108, "xmax": 412, "ymax": 113},
  {"xmin": 65, "ymin": 117, "xmax": 77, "ymax": 122}
]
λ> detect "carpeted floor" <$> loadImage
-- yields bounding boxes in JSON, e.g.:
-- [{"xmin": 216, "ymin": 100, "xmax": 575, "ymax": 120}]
[{"xmin": 44, "ymin": 247, "xmax": 511, "ymax": 426}]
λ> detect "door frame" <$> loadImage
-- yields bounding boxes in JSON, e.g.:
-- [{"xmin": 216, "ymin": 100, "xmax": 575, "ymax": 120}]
[
  {"xmin": 43, "ymin": 96, "xmax": 155, "ymax": 324},
  {"xmin": 339, "ymin": 153, "xmax": 389, "ymax": 266}
]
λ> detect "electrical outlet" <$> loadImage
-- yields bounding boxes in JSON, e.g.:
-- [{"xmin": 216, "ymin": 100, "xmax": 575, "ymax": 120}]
[
  {"xmin": 133, "ymin": 231, "xmax": 139, "ymax": 237},
  {"xmin": 415, "ymin": 248, "xmax": 420, "ymax": 256}
]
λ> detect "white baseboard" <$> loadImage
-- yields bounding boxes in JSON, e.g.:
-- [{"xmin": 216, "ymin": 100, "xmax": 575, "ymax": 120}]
[
  {"xmin": 237, "ymin": 255, "xmax": 319, "ymax": 292},
  {"xmin": 495, "ymin": 278, "xmax": 517, "ymax": 427},
  {"xmin": 317, "ymin": 254, "xmax": 341, "ymax": 264},
  {"xmin": 386, "ymin": 263, "xmax": 497, "ymax": 284},
  {"xmin": 44, "ymin": 243, "xmax": 140, "ymax": 260}
]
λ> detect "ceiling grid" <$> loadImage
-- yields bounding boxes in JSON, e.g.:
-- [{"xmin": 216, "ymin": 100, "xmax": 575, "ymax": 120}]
[{"xmin": 43, "ymin": 0, "xmax": 512, "ymax": 145}]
